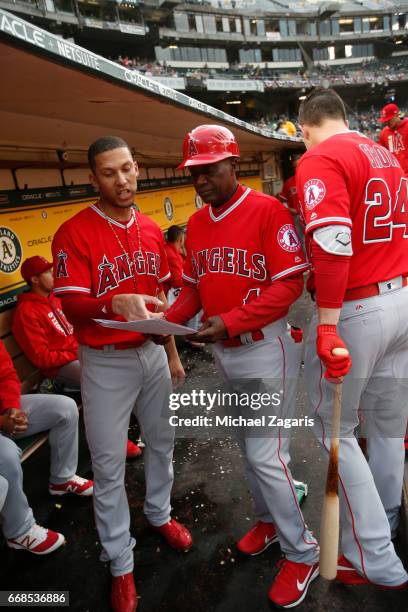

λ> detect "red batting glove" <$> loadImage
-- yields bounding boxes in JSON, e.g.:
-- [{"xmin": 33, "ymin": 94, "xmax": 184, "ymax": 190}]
[{"xmin": 316, "ymin": 324, "xmax": 352, "ymax": 382}]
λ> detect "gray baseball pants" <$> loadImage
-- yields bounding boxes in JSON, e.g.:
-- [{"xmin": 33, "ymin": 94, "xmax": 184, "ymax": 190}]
[
  {"xmin": 57, "ymin": 359, "xmax": 81, "ymax": 389},
  {"xmin": 0, "ymin": 393, "xmax": 79, "ymax": 539},
  {"xmin": 305, "ymin": 285, "xmax": 408, "ymax": 586},
  {"xmin": 79, "ymin": 341, "xmax": 174, "ymax": 577},
  {"xmin": 212, "ymin": 319, "xmax": 319, "ymax": 564}
]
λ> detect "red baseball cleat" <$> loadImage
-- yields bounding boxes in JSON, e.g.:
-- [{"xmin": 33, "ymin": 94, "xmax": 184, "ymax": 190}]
[
  {"xmin": 336, "ymin": 555, "xmax": 408, "ymax": 589},
  {"xmin": 268, "ymin": 558, "xmax": 319, "ymax": 608},
  {"xmin": 49, "ymin": 474, "xmax": 93, "ymax": 497},
  {"xmin": 237, "ymin": 521, "xmax": 278, "ymax": 556},
  {"xmin": 150, "ymin": 518, "xmax": 192, "ymax": 551},
  {"xmin": 7, "ymin": 524, "xmax": 65, "ymax": 555},
  {"xmin": 126, "ymin": 439, "xmax": 142, "ymax": 460},
  {"xmin": 111, "ymin": 572, "xmax": 138, "ymax": 612}
]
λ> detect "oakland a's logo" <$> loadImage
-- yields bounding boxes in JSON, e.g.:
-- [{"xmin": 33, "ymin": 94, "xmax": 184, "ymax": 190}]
[
  {"xmin": 164, "ymin": 197, "xmax": 174, "ymax": 221},
  {"xmin": 304, "ymin": 178, "xmax": 326, "ymax": 210},
  {"xmin": 56, "ymin": 250, "xmax": 68, "ymax": 278},
  {"xmin": 0, "ymin": 227, "xmax": 22, "ymax": 274},
  {"xmin": 277, "ymin": 224, "xmax": 301, "ymax": 253}
]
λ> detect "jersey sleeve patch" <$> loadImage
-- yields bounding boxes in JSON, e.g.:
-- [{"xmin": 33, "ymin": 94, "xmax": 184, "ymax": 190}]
[
  {"xmin": 56, "ymin": 250, "xmax": 69, "ymax": 278},
  {"xmin": 277, "ymin": 224, "xmax": 302, "ymax": 253},
  {"xmin": 304, "ymin": 179, "xmax": 326, "ymax": 210}
]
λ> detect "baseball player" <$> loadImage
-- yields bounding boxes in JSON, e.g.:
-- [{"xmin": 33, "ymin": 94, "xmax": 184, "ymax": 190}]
[
  {"xmin": 0, "ymin": 338, "xmax": 92, "ymax": 554},
  {"xmin": 165, "ymin": 125, "xmax": 320, "ymax": 609},
  {"xmin": 164, "ymin": 225, "xmax": 185, "ymax": 294},
  {"xmin": 296, "ymin": 88, "xmax": 408, "ymax": 588},
  {"xmin": 278, "ymin": 154, "xmax": 302, "ymax": 217},
  {"xmin": 278, "ymin": 153, "xmax": 304, "ymax": 248},
  {"xmin": 52, "ymin": 136, "xmax": 191, "ymax": 612},
  {"xmin": 378, "ymin": 103, "xmax": 408, "ymax": 175}
]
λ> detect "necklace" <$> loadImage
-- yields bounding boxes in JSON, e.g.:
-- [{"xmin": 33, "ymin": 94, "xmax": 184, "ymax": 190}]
[{"xmin": 98, "ymin": 202, "xmax": 142, "ymax": 292}]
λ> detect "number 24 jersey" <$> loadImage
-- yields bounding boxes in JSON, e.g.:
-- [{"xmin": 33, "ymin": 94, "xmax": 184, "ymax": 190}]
[{"xmin": 296, "ymin": 131, "xmax": 408, "ymax": 289}]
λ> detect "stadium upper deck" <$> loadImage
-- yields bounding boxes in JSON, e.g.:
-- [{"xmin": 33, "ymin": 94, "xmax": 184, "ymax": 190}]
[{"xmin": 2, "ymin": 0, "xmax": 408, "ymax": 130}]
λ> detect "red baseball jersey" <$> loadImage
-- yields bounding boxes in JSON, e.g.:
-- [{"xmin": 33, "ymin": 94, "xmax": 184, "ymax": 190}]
[
  {"xmin": 52, "ymin": 204, "xmax": 170, "ymax": 347},
  {"xmin": 182, "ymin": 184, "xmax": 308, "ymax": 322},
  {"xmin": 164, "ymin": 242, "xmax": 184, "ymax": 290},
  {"xmin": 378, "ymin": 118, "xmax": 408, "ymax": 175},
  {"xmin": 279, "ymin": 175, "xmax": 299, "ymax": 214},
  {"xmin": 296, "ymin": 131, "xmax": 408, "ymax": 290}
]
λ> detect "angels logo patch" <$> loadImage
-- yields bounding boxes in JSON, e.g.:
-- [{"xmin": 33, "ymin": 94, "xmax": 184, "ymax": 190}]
[
  {"xmin": 56, "ymin": 250, "xmax": 68, "ymax": 278},
  {"xmin": 304, "ymin": 179, "xmax": 326, "ymax": 210},
  {"xmin": 277, "ymin": 224, "xmax": 301, "ymax": 253},
  {"xmin": 188, "ymin": 137, "xmax": 199, "ymax": 158}
]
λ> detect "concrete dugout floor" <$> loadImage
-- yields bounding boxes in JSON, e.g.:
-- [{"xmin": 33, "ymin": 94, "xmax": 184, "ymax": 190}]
[{"xmin": 0, "ymin": 294, "xmax": 407, "ymax": 611}]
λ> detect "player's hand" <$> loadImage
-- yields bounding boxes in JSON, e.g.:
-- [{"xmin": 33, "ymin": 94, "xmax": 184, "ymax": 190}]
[
  {"xmin": 112, "ymin": 294, "xmax": 164, "ymax": 322},
  {"xmin": 187, "ymin": 316, "xmax": 227, "ymax": 343},
  {"xmin": 1, "ymin": 409, "xmax": 28, "ymax": 435},
  {"xmin": 168, "ymin": 356, "xmax": 185, "ymax": 389},
  {"xmin": 150, "ymin": 334, "xmax": 172, "ymax": 345},
  {"xmin": 316, "ymin": 324, "xmax": 352, "ymax": 383}
]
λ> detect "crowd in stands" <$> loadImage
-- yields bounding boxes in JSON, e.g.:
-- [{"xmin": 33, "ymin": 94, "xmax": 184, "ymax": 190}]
[
  {"xmin": 251, "ymin": 104, "xmax": 408, "ymax": 140},
  {"xmin": 115, "ymin": 54, "xmax": 408, "ymax": 88}
]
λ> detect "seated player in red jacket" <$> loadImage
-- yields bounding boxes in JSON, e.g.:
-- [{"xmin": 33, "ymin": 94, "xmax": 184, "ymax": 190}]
[
  {"xmin": 0, "ymin": 339, "xmax": 93, "ymax": 554},
  {"xmin": 12, "ymin": 256, "xmax": 141, "ymax": 460},
  {"xmin": 13, "ymin": 256, "xmax": 80, "ymax": 387}
]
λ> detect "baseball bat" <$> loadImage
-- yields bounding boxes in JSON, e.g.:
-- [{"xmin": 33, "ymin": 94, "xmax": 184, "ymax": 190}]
[{"xmin": 319, "ymin": 347, "xmax": 348, "ymax": 580}]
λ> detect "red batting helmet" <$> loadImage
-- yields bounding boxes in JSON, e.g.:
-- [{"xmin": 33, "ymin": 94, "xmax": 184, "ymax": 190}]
[{"xmin": 178, "ymin": 125, "xmax": 240, "ymax": 169}]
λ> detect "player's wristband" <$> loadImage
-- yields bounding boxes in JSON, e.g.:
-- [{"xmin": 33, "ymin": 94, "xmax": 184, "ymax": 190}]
[{"xmin": 317, "ymin": 324, "xmax": 337, "ymax": 336}]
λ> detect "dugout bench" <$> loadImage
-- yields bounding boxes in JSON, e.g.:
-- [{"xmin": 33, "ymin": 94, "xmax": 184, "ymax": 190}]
[{"xmin": 1, "ymin": 308, "xmax": 51, "ymax": 461}]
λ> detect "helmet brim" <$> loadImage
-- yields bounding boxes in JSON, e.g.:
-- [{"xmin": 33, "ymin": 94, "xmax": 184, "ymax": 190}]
[{"xmin": 177, "ymin": 152, "xmax": 239, "ymax": 170}]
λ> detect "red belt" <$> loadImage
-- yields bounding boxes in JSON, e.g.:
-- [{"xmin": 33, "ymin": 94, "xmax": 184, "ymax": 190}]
[
  {"xmin": 87, "ymin": 341, "xmax": 146, "ymax": 351},
  {"xmin": 222, "ymin": 330, "xmax": 264, "ymax": 348},
  {"xmin": 344, "ymin": 275, "xmax": 408, "ymax": 302},
  {"xmin": 222, "ymin": 326, "xmax": 303, "ymax": 348}
]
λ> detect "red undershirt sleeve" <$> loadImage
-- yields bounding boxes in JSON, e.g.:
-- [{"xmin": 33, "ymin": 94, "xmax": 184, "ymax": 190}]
[
  {"xmin": 311, "ymin": 240, "xmax": 351, "ymax": 309},
  {"xmin": 60, "ymin": 294, "xmax": 114, "ymax": 325},
  {"xmin": 220, "ymin": 274, "xmax": 304, "ymax": 338}
]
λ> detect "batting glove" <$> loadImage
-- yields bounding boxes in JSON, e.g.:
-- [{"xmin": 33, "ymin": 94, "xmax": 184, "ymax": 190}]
[{"xmin": 316, "ymin": 324, "xmax": 352, "ymax": 381}]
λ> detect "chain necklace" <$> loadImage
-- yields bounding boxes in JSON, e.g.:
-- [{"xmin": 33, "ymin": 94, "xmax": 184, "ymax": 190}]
[{"xmin": 98, "ymin": 202, "xmax": 142, "ymax": 293}]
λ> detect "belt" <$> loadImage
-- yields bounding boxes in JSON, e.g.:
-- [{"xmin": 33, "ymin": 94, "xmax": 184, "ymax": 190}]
[
  {"xmin": 344, "ymin": 275, "xmax": 408, "ymax": 302},
  {"xmin": 223, "ymin": 330, "xmax": 264, "ymax": 348},
  {"xmin": 222, "ymin": 323, "xmax": 303, "ymax": 348},
  {"xmin": 86, "ymin": 341, "xmax": 146, "ymax": 351}
]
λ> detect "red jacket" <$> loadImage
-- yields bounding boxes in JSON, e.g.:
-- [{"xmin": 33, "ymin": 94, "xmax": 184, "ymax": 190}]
[
  {"xmin": 164, "ymin": 242, "xmax": 184, "ymax": 293},
  {"xmin": 12, "ymin": 292, "xmax": 78, "ymax": 378},
  {"xmin": 0, "ymin": 339, "xmax": 21, "ymax": 413}
]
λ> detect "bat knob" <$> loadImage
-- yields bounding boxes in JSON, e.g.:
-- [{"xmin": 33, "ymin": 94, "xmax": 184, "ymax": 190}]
[{"xmin": 332, "ymin": 348, "xmax": 349, "ymax": 357}]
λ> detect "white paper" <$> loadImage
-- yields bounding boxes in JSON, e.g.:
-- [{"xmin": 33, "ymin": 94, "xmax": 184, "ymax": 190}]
[{"xmin": 93, "ymin": 318, "xmax": 197, "ymax": 335}]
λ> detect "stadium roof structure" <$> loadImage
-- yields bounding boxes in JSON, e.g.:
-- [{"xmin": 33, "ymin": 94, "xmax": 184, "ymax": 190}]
[
  {"xmin": 194, "ymin": 0, "xmax": 401, "ymax": 15},
  {"xmin": 0, "ymin": 9, "xmax": 301, "ymax": 167}
]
